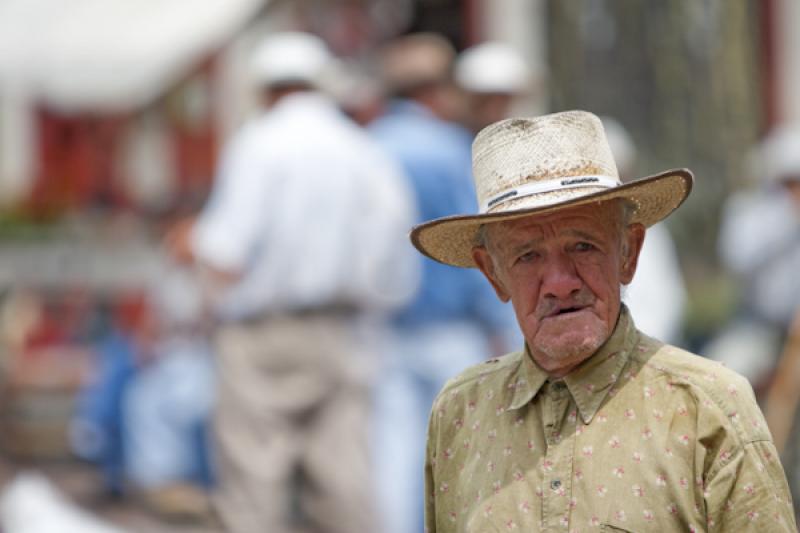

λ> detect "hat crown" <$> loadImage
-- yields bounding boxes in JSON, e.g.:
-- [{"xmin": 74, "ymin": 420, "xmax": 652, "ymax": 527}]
[
  {"xmin": 473, "ymin": 111, "xmax": 621, "ymax": 214},
  {"xmin": 250, "ymin": 32, "xmax": 331, "ymax": 87}
]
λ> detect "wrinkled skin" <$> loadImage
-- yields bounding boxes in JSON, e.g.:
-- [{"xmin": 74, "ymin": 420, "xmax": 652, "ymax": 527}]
[{"xmin": 472, "ymin": 201, "xmax": 645, "ymax": 377}]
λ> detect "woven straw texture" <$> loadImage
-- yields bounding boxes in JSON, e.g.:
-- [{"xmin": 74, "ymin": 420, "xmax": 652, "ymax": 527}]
[{"xmin": 410, "ymin": 111, "xmax": 693, "ymax": 268}]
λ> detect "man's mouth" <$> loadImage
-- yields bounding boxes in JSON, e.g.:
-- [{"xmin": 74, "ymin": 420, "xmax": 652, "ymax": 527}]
[{"xmin": 546, "ymin": 305, "xmax": 587, "ymax": 318}]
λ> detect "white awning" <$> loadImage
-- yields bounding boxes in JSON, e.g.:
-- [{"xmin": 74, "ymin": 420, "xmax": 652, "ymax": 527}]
[{"xmin": 0, "ymin": 0, "xmax": 266, "ymax": 112}]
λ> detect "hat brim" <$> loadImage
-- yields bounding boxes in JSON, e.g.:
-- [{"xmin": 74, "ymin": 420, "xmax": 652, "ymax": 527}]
[{"xmin": 410, "ymin": 168, "xmax": 693, "ymax": 268}]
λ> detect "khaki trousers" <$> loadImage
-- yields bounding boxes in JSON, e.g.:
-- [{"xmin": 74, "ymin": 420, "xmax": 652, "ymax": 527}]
[{"xmin": 211, "ymin": 313, "xmax": 377, "ymax": 533}]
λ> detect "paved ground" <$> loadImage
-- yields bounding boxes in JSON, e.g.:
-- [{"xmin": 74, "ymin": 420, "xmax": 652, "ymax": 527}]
[{"xmin": 0, "ymin": 457, "xmax": 223, "ymax": 533}]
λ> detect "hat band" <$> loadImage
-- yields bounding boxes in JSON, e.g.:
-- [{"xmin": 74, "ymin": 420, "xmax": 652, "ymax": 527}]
[{"xmin": 480, "ymin": 175, "xmax": 620, "ymax": 213}]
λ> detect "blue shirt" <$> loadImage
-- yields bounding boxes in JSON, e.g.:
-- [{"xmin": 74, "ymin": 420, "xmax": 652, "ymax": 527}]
[{"xmin": 370, "ymin": 101, "xmax": 512, "ymax": 334}]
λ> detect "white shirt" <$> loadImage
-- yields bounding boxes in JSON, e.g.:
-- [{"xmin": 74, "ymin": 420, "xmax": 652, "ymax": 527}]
[
  {"xmin": 625, "ymin": 222, "xmax": 687, "ymax": 344},
  {"xmin": 192, "ymin": 92, "xmax": 418, "ymax": 320},
  {"xmin": 718, "ymin": 188, "xmax": 800, "ymax": 327}
]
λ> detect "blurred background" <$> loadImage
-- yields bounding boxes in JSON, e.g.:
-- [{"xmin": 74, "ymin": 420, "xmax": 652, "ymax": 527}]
[{"xmin": 1, "ymin": 0, "xmax": 800, "ymax": 531}]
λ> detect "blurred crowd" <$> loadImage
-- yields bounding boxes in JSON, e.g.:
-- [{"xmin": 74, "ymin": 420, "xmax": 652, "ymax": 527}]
[{"xmin": 1, "ymin": 25, "xmax": 800, "ymax": 533}]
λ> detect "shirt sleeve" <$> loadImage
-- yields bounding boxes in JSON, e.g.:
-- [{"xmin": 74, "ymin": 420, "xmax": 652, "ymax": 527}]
[
  {"xmin": 192, "ymin": 127, "xmax": 274, "ymax": 273},
  {"xmin": 704, "ymin": 438, "xmax": 796, "ymax": 531},
  {"xmin": 352, "ymin": 154, "xmax": 420, "ymax": 310}
]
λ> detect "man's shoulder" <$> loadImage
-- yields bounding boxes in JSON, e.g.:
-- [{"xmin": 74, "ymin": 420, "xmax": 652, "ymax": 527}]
[
  {"xmin": 371, "ymin": 112, "xmax": 469, "ymax": 154},
  {"xmin": 643, "ymin": 337, "xmax": 751, "ymax": 391},
  {"xmin": 435, "ymin": 350, "xmax": 524, "ymax": 402},
  {"xmin": 245, "ymin": 104, "xmax": 389, "ymax": 159},
  {"xmin": 639, "ymin": 335, "xmax": 770, "ymax": 442}
]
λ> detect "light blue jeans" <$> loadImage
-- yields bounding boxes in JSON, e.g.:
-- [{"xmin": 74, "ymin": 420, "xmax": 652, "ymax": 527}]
[
  {"xmin": 372, "ymin": 322, "xmax": 492, "ymax": 533},
  {"xmin": 123, "ymin": 337, "xmax": 216, "ymax": 489}
]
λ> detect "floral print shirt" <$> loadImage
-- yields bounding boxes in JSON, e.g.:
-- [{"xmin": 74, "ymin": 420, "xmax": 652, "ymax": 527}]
[{"xmin": 424, "ymin": 308, "xmax": 796, "ymax": 532}]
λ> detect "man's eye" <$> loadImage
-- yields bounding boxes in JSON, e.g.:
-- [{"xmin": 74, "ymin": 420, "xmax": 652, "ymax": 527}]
[
  {"xmin": 517, "ymin": 251, "xmax": 538, "ymax": 263},
  {"xmin": 574, "ymin": 242, "xmax": 595, "ymax": 252}
]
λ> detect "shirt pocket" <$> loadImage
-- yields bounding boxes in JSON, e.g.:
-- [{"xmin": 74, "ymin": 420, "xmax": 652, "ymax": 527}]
[
  {"xmin": 600, "ymin": 510, "xmax": 683, "ymax": 533},
  {"xmin": 599, "ymin": 508, "xmax": 650, "ymax": 533},
  {"xmin": 600, "ymin": 524, "xmax": 637, "ymax": 533}
]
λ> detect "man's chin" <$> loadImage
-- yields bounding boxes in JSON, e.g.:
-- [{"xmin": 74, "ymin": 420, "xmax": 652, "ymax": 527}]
[
  {"xmin": 536, "ymin": 336, "xmax": 603, "ymax": 363},
  {"xmin": 532, "ymin": 319, "xmax": 609, "ymax": 365}
]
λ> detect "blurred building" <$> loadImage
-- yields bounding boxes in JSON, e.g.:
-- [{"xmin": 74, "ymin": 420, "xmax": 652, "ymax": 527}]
[
  {"xmin": 0, "ymin": 0, "xmax": 536, "ymax": 491},
  {"xmin": 0, "ymin": 0, "xmax": 272, "ymax": 215}
]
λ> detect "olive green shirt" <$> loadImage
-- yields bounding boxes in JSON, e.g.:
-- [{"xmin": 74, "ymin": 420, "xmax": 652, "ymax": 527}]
[{"xmin": 425, "ymin": 308, "xmax": 796, "ymax": 532}]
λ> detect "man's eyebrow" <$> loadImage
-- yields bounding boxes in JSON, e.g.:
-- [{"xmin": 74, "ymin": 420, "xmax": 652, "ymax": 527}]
[
  {"xmin": 500, "ymin": 226, "xmax": 604, "ymax": 256},
  {"xmin": 507, "ymin": 242, "xmax": 535, "ymax": 257},
  {"xmin": 568, "ymin": 228, "xmax": 603, "ymax": 242},
  {"xmin": 505, "ymin": 236, "xmax": 542, "ymax": 256}
]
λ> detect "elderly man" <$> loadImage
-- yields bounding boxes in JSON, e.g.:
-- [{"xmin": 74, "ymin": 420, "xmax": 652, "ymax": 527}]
[{"xmin": 413, "ymin": 111, "xmax": 796, "ymax": 532}]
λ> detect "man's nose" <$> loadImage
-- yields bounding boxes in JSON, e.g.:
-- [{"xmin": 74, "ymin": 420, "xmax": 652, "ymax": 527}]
[{"xmin": 540, "ymin": 253, "xmax": 582, "ymax": 299}]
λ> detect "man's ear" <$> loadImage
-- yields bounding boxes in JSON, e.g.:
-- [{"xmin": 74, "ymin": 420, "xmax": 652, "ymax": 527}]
[
  {"xmin": 472, "ymin": 246, "xmax": 511, "ymax": 302},
  {"xmin": 620, "ymin": 223, "xmax": 646, "ymax": 285}
]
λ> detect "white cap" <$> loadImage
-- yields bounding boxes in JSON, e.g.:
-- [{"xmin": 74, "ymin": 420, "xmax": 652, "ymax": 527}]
[
  {"xmin": 250, "ymin": 32, "xmax": 331, "ymax": 88},
  {"xmin": 454, "ymin": 41, "xmax": 532, "ymax": 94},
  {"xmin": 758, "ymin": 123, "xmax": 800, "ymax": 184}
]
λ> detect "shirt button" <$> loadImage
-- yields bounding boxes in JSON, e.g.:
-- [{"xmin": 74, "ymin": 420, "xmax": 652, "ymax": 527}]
[{"xmin": 550, "ymin": 479, "xmax": 562, "ymax": 490}]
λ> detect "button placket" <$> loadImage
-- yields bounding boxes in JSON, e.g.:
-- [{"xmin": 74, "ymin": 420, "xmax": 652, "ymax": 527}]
[{"xmin": 541, "ymin": 383, "xmax": 575, "ymax": 530}]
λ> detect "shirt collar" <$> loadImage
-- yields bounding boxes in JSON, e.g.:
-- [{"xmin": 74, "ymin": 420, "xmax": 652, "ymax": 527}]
[{"xmin": 508, "ymin": 306, "xmax": 638, "ymax": 424}]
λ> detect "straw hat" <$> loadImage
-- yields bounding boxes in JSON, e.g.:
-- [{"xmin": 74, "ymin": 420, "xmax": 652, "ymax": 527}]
[{"xmin": 410, "ymin": 110, "xmax": 693, "ymax": 267}]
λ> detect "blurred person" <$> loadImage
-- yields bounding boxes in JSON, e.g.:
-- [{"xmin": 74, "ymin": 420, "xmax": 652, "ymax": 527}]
[
  {"xmin": 121, "ymin": 259, "xmax": 215, "ymax": 522},
  {"xmin": 708, "ymin": 124, "xmax": 800, "ymax": 386},
  {"xmin": 765, "ymin": 304, "xmax": 800, "ymax": 519},
  {"xmin": 368, "ymin": 33, "xmax": 518, "ymax": 533},
  {"xmin": 166, "ymin": 31, "xmax": 417, "ymax": 533},
  {"xmin": 717, "ymin": 124, "xmax": 800, "ymax": 512},
  {"xmin": 326, "ymin": 60, "xmax": 386, "ymax": 126},
  {"xmin": 70, "ymin": 294, "xmax": 149, "ymax": 499},
  {"xmin": 602, "ymin": 116, "xmax": 687, "ymax": 345},
  {"xmin": 415, "ymin": 111, "xmax": 796, "ymax": 532},
  {"xmin": 454, "ymin": 41, "xmax": 538, "ymax": 134},
  {"xmin": 70, "ymin": 263, "xmax": 215, "ymax": 523}
]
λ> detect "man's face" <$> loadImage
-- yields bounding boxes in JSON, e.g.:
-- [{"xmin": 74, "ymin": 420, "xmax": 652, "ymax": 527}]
[{"xmin": 472, "ymin": 201, "xmax": 644, "ymax": 376}]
